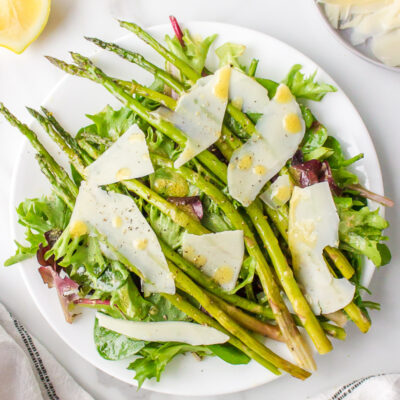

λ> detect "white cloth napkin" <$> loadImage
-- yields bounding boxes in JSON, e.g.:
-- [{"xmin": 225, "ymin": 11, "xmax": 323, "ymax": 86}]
[
  {"xmin": 309, "ymin": 374, "xmax": 400, "ymax": 400},
  {"xmin": 0, "ymin": 303, "xmax": 94, "ymax": 400}
]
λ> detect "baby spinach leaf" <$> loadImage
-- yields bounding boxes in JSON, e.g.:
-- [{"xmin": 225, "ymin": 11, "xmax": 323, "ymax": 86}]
[
  {"xmin": 208, "ymin": 343, "xmax": 250, "ymax": 365},
  {"xmin": 94, "ymin": 318, "xmax": 145, "ymax": 361}
]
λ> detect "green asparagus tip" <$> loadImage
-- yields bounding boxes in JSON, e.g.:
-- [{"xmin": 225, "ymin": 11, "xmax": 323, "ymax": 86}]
[
  {"xmin": 118, "ymin": 20, "xmax": 139, "ymax": 31},
  {"xmin": 40, "ymin": 106, "xmax": 51, "ymax": 117},
  {"xmin": 84, "ymin": 36, "xmax": 98, "ymax": 44},
  {"xmin": 26, "ymin": 106, "xmax": 39, "ymax": 117},
  {"xmin": 45, "ymin": 55, "xmax": 67, "ymax": 69},
  {"xmin": 69, "ymin": 52, "xmax": 91, "ymax": 67}
]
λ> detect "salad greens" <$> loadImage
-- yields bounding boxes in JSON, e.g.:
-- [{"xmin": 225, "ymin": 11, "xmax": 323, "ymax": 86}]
[{"xmin": 1, "ymin": 16, "xmax": 392, "ymax": 389}]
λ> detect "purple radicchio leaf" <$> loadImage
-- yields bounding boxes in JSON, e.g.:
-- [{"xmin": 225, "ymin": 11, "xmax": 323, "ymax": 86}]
[
  {"xmin": 168, "ymin": 196, "xmax": 204, "ymax": 220},
  {"xmin": 39, "ymin": 266, "xmax": 79, "ymax": 323}
]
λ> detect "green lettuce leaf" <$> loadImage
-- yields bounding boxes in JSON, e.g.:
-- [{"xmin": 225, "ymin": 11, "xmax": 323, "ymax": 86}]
[
  {"xmin": 146, "ymin": 205, "xmax": 184, "ymax": 250},
  {"xmin": 165, "ymin": 31, "xmax": 217, "ymax": 74},
  {"xmin": 215, "ymin": 42, "xmax": 246, "ymax": 70},
  {"xmin": 128, "ymin": 342, "xmax": 211, "ymax": 388},
  {"xmin": 94, "ymin": 261, "xmax": 130, "ymax": 293},
  {"xmin": 85, "ymin": 105, "xmax": 136, "ymax": 140},
  {"xmin": 5, "ymin": 195, "xmax": 70, "ymax": 266},
  {"xmin": 335, "ymin": 197, "xmax": 390, "ymax": 267},
  {"xmin": 94, "ymin": 318, "xmax": 146, "ymax": 361},
  {"xmin": 283, "ymin": 64, "xmax": 337, "ymax": 101}
]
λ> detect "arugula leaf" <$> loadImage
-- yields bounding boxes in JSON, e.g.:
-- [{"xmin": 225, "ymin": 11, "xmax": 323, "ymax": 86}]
[
  {"xmin": 256, "ymin": 78, "xmax": 279, "ymax": 99},
  {"xmin": 86, "ymin": 105, "xmax": 136, "ymax": 140},
  {"xmin": 5, "ymin": 195, "xmax": 70, "ymax": 266},
  {"xmin": 325, "ymin": 136, "xmax": 364, "ymax": 169},
  {"xmin": 283, "ymin": 64, "xmax": 337, "ymax": 101},
  {"xmin": 146, "ymin": 129, "xmax": 179, "ymax": 160},
  {"xmin": 345, "ymin": 251, "xmax": 381, "ymax": 320},
  {"xmin": 208, "ymin": 343, "xmax": 250, "ymax": 365},
  {"xmin": 335, "ymin": 197, "xmax": 390, "ymax": 267},
  {"xmin": 94, "ymin": 318, "xmax": 145, "ymax": 361},
  {"xmin": 128, "ymin": 342, "xmax": 211, "ymax": 388},
  {"xmin": 165, "ymin": 31, "xmax": 217, "ymax": 74},
  {"xmin": 215, "ymin": 42, "xmax": 246, "ymax": 70},
  {"xmin": 246, "ymin": 112, "xmax": 263, "ymax": 125}
]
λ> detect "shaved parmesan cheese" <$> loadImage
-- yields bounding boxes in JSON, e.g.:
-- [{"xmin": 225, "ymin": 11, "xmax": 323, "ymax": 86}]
[
  {"xmin": 85, "ymin": 125, "xmax": 154, "ymax": 185},
  {"xmin": 260, "ymin": 175, "xmax": 294, "ymax": 209},
  {"xmin": 229, "ymin": 68, "xmax": 269, "ymax": 113},
  {"xmin": 288, "ymin": 182, "xmax": 355, "ymax": 314},
  {"xmin": 96, "ymin": 313, "xmax": 229, "ymax": 345},
  {"xmin": 155, "ymin": 66, "xmax": 230, "ymax": 168},
  {"xmin": 228, "ymin": 81, "xmax": 305, "ymax": 206},
  {"xmin": 182, "ymin": 231, "xmax": 244, "ymax": 292},
  {"xmin": 70, "ymin": 182, "xmax": 175, "ymax": 294}
]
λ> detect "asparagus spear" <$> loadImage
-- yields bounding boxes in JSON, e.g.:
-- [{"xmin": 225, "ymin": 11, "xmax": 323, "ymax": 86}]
[
  {"xmin": 206, "ymin": 292, "xmax": 283, "ymax": 342},
  {"xmin": 85, "ymin": 37, "xmax": 186, "ymax": 94},
  {"xmin": 0, "ymin": 103, "xmax": 78, "ymax": 199},
  {"xmin": 40, "ymin": 107, "xmax": 93, "ymax": 166},
  {"xmin": 35, "ymin": 154, "xmax": 75, "ymax": 210},
  {"xmin": 324, "ymin": 246, "xmax": 355, "ymax": 279}
]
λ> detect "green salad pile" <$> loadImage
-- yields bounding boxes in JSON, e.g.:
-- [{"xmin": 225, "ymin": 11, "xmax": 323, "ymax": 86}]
[{"xmin": 1, "ymin": 16, "xmax": 392, "ymax": 387}]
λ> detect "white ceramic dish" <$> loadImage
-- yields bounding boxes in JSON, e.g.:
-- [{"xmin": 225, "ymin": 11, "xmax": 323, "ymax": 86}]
[
  {"xmin": 313, "ymin": 0, "xmax": 400, "ymax": 73},
  {"xmin": 10, "ymin": 21, "xmax": 384, "ymax": 396}
]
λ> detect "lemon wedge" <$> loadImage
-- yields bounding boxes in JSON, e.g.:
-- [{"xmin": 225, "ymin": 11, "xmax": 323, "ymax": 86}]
[{"xmin": 0, "ymin": 0, "xmax": 51, "ymax": 54}]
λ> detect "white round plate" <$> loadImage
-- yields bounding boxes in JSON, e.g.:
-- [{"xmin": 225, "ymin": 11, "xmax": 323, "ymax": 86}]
[
  {"xmin": 11, "ymin": 21, "xmax": 384, "ymax": 396},
  {"xmin": 313, "ymin": 1, "xmax": 400, "ymax": 73}
]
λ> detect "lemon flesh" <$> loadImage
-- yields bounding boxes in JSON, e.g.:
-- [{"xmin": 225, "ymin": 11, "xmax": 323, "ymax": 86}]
[{"xmin": 0, "ymin": 0, "xmax": 51, "ymax": 54}]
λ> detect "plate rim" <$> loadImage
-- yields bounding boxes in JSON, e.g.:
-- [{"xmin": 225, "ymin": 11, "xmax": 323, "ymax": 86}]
[{"xmin": 9, "ymin": 20, "xmax": 385, "ymax": 396}]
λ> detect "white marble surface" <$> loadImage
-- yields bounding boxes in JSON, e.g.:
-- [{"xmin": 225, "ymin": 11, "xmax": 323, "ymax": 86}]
[{"xmin": 0, "ymin": 0, "xmax": 399, "ymax": 399}]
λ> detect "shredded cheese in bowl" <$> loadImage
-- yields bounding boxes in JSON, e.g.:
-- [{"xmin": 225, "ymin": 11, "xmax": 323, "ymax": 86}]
[{"xmin": 319, "ymin": 0, "xmax": 400, "ymax": 67}]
